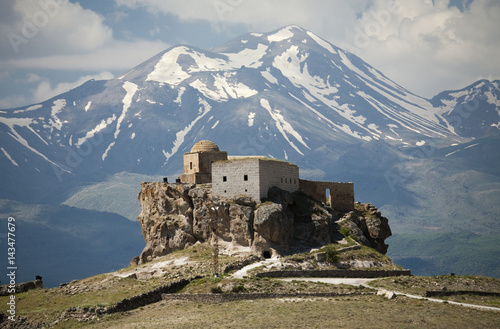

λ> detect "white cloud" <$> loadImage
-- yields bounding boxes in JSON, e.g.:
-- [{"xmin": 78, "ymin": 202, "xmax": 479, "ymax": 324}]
[
  {"xmin": 347, "ymin": 0, "xmax": 500, "ymax": 97},
  {"xmin": 32, "ymin": 72, "xmax": 115, "ymax": 104},
  {"xmin": 114, "ymin": 0, "xmax": 500, "ymax": 97},
  {"xmin": 3, "ymin": 39, "xmax": 170, "ymax": 71},
  {"xmin": 1, "ymin": 0, "xmax": 113, "ymax": 58},
  {"xmin": 115, "ymin": 0, "xmax": 362, "ymax": 39}
]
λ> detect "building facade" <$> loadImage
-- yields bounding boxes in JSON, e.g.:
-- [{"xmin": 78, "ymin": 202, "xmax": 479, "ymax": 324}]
[
  {"xmin": 211, "ymin": 158, "xmax": 299, "ymax": 201},
  {"xmin": 177, "ymin": 140, "xmax": 354, "ymax": 210},
  {"xmin": 178, "ymin": 140, "xmax": 227, "ymax": 184}
]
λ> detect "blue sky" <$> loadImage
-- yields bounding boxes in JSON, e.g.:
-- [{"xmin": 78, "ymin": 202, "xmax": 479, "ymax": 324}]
[{"xmin": 0, "ymin": 0, "xmax": 499, "ymax": 109}]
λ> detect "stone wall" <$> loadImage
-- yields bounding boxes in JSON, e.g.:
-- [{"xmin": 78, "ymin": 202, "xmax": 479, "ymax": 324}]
[
  {"xmin": 299, "ymin": 179, "xmax": 354, "ymax": 211},
  {"xmin": 212, "ymin": 158, "xmax": 299, "ymax": 201},
  {"xmin": 161, "ymin": 291, "xmax": 373, "ymax": 303},
  {"xmin": 0, "ymin": 278, "xmax": 43, "ymax": 296},
  {"xmin": 179, "ymin": 151, "xmax": 227, "ymax": 184},
  {"xmin": 259, "ymin": 159, "xmax": 299, "ymax": 199},
  {"xmin": 255, "ymin": 269, "xmax": 411, "ymax": 278},
  {"xmin": 212, "ymin": 158, "xmax": 261, "ymax": 201}
]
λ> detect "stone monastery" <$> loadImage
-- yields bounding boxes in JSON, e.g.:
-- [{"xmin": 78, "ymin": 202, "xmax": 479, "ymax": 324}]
[{"xmin": 178, "ymin": 140, "xmax": 355, "ymax": 211}]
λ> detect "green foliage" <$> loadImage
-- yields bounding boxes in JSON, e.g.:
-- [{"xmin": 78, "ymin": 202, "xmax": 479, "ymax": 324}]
[
  {"xmin": 339, "ymin": 226, "xmax": 350, "ymax": 238},
  {"xmin": 323, "ymin": 245, "xmax": 339, "ymax": 263},
  {"xmin": 231, "ymin": 285, "xmax": 247, "ymax": 293}
]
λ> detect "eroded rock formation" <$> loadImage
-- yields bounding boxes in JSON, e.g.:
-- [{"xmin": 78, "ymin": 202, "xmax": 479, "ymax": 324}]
[{"xmin": 134, "ymin": 182, "xmax": 392, "ymax": 264}]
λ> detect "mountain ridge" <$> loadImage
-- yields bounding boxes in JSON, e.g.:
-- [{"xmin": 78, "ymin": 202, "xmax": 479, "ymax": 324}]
[{"xmin": 0, "ymin": 25, "xmax": 499, "ymax": 283}]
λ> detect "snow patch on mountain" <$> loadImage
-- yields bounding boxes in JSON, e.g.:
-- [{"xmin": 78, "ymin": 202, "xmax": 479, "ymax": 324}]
[
  {"xmin": 102, "ymin": 142, "xmax": 115, "ymax": 161},
  {"xmin": 248, "ymin": 112, "xmax": 256, "ymax": 127},
  {"xmin": 76, "ymin": 115, "xmax": 116, "ymax": 147},
  {"xmin": 190, "ymin": 72, "xmax": 258, "ymax": 101},
  {"xmin": 101, "ymin": 81, "xmax": 137, "ymax": 160},
  {"xmin": 146, "ymin": 46, "xmax": 192, "ymax": 85},
  {"xmin": 260, "ymin": 98, "xmax": 309, "ymax": 155},
  {"xmin": 222, "ymin": 43, "xmax": 268, "ymax": 69},
  {"xmin": 50, "ymin": 99, "xmax": 66, "ymax": 132},
  {"xmin": 116, "ymin": 81, "xmax": 138, "ymax": 139},
  {"xmin": 306, "ymin": 31, "xmax": 337, "ymax": 55},
  {"xmin": 85, "ymin": 101, "xmax": 92, "ymax": 112},
  {"xmin": 0, "ymin": 116, "xmax": 69, "ymax": 171},
  {"xmin": 174, "ymin": 87, "xmax": 185, "ymax": 105},
  {"xmin": 163, "ymin": 98, "xmax": 212, "ymax": 163},
  {"xmin": 268, "ymin": 26, "xmax": 295, "ymax": 43},
  {"xmin": 261, "ymin": 68, "xmax": 278, "ymax": 84},
  {"xmin": 13, "ymin": 104, "xmax": 42, "ymax": 114},
  {"xmin": 1, "ymin": 147, "xmax": 18, "ymax": 166}
]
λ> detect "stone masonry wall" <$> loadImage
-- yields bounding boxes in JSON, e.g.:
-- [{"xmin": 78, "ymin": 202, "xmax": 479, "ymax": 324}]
[
  {"xmin": 299, "ymin": 179, "xmax": 354, "ymax": 211},
  {"xmin": 212, "ymin": 158, "xmax": 261, "ymax": 201},
  {"xmin": 259, "ymin": 159, "xmax": 299, "ymax": 199},
  {"xmin": 212, "ymin": 158, "xmax": 299, "ymax": 202}
]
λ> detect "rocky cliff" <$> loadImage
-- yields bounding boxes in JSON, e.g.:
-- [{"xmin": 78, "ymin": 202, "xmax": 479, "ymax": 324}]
[{"xmin": 133, "ymin": 182, "xmax": 392, "ymax": 265}]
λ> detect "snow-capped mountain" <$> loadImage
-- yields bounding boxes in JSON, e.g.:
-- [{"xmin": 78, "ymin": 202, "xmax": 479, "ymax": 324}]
[
  {"xmin": 431, "ymin": 79, "xmax": 500, "ymax": 138},
  {"xmin": 1, "ymin": 25, "xmax": 499, "ymax": 282},
  {"xmin": 0, "ymin": 26, "xmax": 473, "ymax": 194}
]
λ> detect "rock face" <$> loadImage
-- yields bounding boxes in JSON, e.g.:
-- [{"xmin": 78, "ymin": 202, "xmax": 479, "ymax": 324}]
[
  {"xmin": 135, "ymin": 183, "xmax": 392, "ymax": 264},
  {"xmin": 338, "ymin": 203, "xmax": 392, "ymax": 254}
]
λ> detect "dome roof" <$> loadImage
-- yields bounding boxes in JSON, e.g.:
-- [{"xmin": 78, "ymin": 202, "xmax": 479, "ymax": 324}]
[{"xmin": 190, "ymin": 140, "xmax": 220, "ymax": 153}]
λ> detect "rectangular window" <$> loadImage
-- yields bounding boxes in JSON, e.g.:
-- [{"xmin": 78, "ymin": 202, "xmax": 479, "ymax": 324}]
[
  {"xmin": 223, "ymin": 176, "xmax": 227, "ymax": 182},
  {"xmin": 190, "ymin": 162, "xmax": 193, "ymax": 170},
  {"xmin": 244, "ymin": 175, "xmax": 248, "ymax": 181}
]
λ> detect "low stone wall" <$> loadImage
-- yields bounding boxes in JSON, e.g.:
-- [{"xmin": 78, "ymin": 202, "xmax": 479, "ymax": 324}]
[
  {"xmin": 255, "ymin": 269, "xmax": 411, "ymax": 278},
  {"xmin": 424, "ymin": 290, "xmax": 500, "ymax": 298},
  {"xmin": 162, "ymin": 291, "xmax": 375, "ymax": 303},
  {"xmin": 107, "ymin": 276, "xmax": 201, "ymax": 313},
  {"xmin": 0, "ymin": 279, "xmax": 43, "ymax": 296}
]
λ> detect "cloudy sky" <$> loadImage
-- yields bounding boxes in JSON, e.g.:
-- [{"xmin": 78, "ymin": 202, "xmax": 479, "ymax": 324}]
[{"xmin": 0, "ymin": 0, "xmax": 499, "ymax": 109}]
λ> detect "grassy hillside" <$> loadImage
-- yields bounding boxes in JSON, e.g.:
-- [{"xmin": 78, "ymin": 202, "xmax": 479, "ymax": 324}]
[
  {"xmin": 387, "ymin": 233, "xmax": 500, "ymax": 278},
  {"xmin": 1, "ymin": 243, "xmax": 499, "ymax": 328}
]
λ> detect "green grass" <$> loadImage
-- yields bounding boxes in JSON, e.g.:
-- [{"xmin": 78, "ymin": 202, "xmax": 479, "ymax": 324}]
[
  {"xmin": 0, "ymin": 274, "xmax": 167, "ymax": 325},
  {"xmin": 79, "ymin": 294, "xmax": 500, "ymax": 329}
]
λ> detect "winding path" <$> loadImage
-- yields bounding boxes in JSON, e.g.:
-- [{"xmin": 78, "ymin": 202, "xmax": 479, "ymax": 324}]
[{"xmin": 277, "ymin": 277, "xmax": 500, "ymax": 312}]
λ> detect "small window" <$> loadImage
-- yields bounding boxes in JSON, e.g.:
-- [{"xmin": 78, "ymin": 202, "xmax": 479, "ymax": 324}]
[
  {"xmin": 223, "ymin": 176, "xmax": 227, "ymax": 182},
  {"xmin": 244, "ymin": 175, "xmax": 248, "ymax": 181},
  {"xmin": 281, "ymin": 178, "xmax": 283, "ymax": 183},
  {"xmin": 190, "ymin": 162, "xmax": 193, "ymax": 170}
]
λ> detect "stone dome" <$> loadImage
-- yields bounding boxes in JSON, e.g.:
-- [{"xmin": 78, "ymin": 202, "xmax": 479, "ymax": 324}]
[{"xmin": 190, "ymin": 140, "xmax": 220, "ymax": 153}]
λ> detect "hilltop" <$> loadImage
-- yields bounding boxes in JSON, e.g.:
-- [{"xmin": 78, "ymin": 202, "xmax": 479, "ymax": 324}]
[{"xmin": 1, "ymin": 240, "xmax": 499, "ymax": 328}]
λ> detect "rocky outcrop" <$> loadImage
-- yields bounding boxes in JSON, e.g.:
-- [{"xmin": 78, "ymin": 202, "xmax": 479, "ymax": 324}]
[
  {"xmin": 338, "ymin": 202, "xmax": 392, "ymax": 254},
  {"xmin": 135, "ymin": 182, "xmax": 392, "ymax": 264}
]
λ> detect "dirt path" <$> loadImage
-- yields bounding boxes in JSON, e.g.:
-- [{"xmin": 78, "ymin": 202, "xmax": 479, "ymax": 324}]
[
  {"xmin": 279, "ymin": 277, "xmax": 500, "ymax": 312},
  {"xmin": 232, "ymin": 258, "xmax": 279, "ymax": 279}
]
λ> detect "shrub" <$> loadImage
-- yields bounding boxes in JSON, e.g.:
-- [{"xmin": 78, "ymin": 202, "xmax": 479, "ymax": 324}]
[
  {"xmin": 231, "ymin": 285, "xmax": 246, "ymax": 293},
  {"xmin": 210, "ymin": 286, "xmax": 223, "ymax": 294},
  {"xmin": 324, "ymin": 245, "xmax": 339, "ymax": 263}
]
